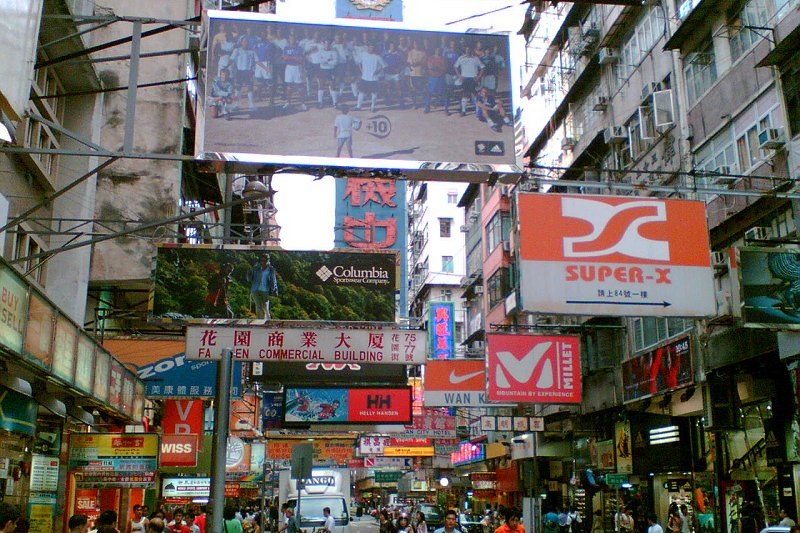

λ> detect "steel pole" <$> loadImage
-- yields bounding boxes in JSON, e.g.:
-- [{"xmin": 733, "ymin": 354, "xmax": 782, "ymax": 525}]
[{"xmin": 210, "ymin": 348, "xmax": 233, "ymax": 533}]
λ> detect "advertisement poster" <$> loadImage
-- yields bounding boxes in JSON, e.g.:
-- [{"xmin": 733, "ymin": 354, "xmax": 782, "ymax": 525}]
[
  {"xmin": 23, "ymin": 292, "xmax": 53, "ymax": 369},
  {"xmin": 0, "ymin": 265, "xmax": 28, "ymax": 354},
  {"xmin": 335, "ymin": 177, "xmax": 407, "ymax": 315},
  {"xmin": 428, "ymin": 301, "xmax": 455, "ymax": 359},
  {"xmin": 517, "ymin": 194, "xmax": 715, "ymax": 316},
  {"xmin": 283, "ymin": 387, "xmax": 412, "ymax": 424},
  {"xmin": 336, "ymin": 0, "xmax": 403, "ymax": 21},
  {"xmin": 615, "ymin": 420, "xmax": 633, "ymax": 474},
  {"xmin": 262, "ymin": 392, "xmax": 283, "ymax": 429},
  {"xmin": 199, "ymin": 13, "xmax": 519, "ymax": 175},
  {"xmin": 151, "ymin": 245, "xmax": 398, "ymax": 322},
  {"xmin": 267, "ymin": 439, "xmax": 353, "ymax": 464},
  {"xmin": 423, "ymin": 359, "xmax": 500, "ymax": 407},
  {"xmin": 487, "ymin": 334, "xmax": 582, "ymax": 403},
  {"xmin": 159, "ymin": 434, "xmax": 199, "ymax": 467},
  {"xmin": 27, "ymin": 494, "xmax": 56, "ymax": 533},
  {"xmin": 69, "ymin": 434, "xmax": 158, "ymax": 488},
  {"xmin": 738, "ymin": 247, "xmax": 800, "ymax": 327},
  {"xmin": 621, "ymin": 336, "xmax": 692, "ymax": 402}
]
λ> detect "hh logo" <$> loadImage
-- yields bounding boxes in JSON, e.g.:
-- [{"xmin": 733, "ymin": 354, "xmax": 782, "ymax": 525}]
[
  {"xmin": 494, "ymin": 342, "xmax": 559, "ymax": 389},
  {"xmin": 561, "ymin": 197, "xmax": 670, "ymax": 261}
]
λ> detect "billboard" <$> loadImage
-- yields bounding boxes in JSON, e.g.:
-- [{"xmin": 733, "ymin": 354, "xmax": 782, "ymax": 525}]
[
  {"xmin": 151, "ymin": 244, "xmax": 398, "ymax": 322},
  {"xmin": 256, "ymin": 361, "xmax": 407, "ymax": 385},
  {"xmin": 423, "ymin": 359, "xmax": 498, "ymax": 407},
  {"xmin": 336, "ymin": 0, "xmax": 402, "ymax": 21},
  {"xmin": 335, "ymin": 177, "xmax": 407, "ymax": 316},
  {"xmin": 198, "ymin": 11, "xmax": 521, "ymax": 179},
  {"xmin": 487, "ymin": 334, "xmax": 581, "ymax": 403},
  {"xmin": 738, "ymin": 247, "xmax": 800, "ymax": 328},
  {"xmin": 621, "ymin": 336, "xmax": 692, "ymax": 402},
  {"xmin": 69, "ymin": 434, "xmax": 159, "ymax": 488},
  {"xmin": 283, "ymin": 386, "xmax": 412, "ymax": 424},
  {"xmin": 517, "ymin": 194, "xmax": 715, "ymax": 316},
  {"xmin": 185, "ymin": 324, "xmax": 425, "ymax": 363},
  {"xmin": 428, "ymin": 301, "xmax": 455, "ymax": 359}
]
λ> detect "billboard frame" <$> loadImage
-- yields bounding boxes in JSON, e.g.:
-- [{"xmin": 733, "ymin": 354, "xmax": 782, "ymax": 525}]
[
  {"xmin": 196, "ymin": 10, "xmax": 524, "ymax": 182},
  {"xmin": 282, "ymin": 385, "xmax": 413, "ymax": 425}
]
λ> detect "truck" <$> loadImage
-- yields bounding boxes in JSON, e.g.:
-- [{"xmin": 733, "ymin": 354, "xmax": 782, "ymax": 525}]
[{"xmin": 278, "ymin": 468, "xmax": 353, "ymax": 533}]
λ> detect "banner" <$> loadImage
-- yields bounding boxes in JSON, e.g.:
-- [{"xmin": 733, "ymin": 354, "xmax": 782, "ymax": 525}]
[
  {"xmin": 621, "ymin": 336, "xmax": 692, "ymax": 402},
  {"xmin": 256, "ymin": 361, "xmax": 407, "ymax": 385},
  {"xmin": 336, "ymin": 0, "xmax": 403, "ymax": 21},
  {"xmin": 738, "ymin": 247, "xmax": 800, "ymax": 327},
  {"xmin": 162, "ymin": 399, "xmax": 205, "ymax": 435},
  {"xmin": 428, "ymin": 302, "xmax": 455, "ymax": 359},
  {"xmin": 69, "ymin": 434, "xmax": 159, "ymax": 488},
  {"xmin": 487, "ymin": 334, "xmax": 582, "ymax": 403},
  {"xmin": 162, "ymin": 477, "xmax": 210, "ymax": 498},
  {"xmin": 186, "ymin": 325, "xmax": 425, "ymax": 363},
  {"xmin": 517, "ymin": 194, "xmax": 715, "ymax": 316},
  {"xmin": 267, "ymin": 439, "xmax": 354, "ymax": 464},
  {"xmin": 0, "ymin": 265, "xmax": 28, "ymax": 354},
  {"xmin": 151, "ymin": 245, "xmax": 398, "ymax": 322},
  {"xmin": 160, "ymin": 434, "xmax": 199, "ymax": 467},
  {"xmin": 284, "ymin": 387, "xmax": 412, "ymax": 424}
]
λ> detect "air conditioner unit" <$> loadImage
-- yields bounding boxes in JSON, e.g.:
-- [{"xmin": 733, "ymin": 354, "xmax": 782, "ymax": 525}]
[
  {"xmin": 502, "ymin": 241, "xmax": 511, "ymax": 253},
  {"xmin": 582, "ymin": 22, "xmax": 600, "ymax": 42},
  {"xmin": 712, "ymin": 165, "xmax": 736, "ymax": 185},
  {"xmin": 711, "ymin": 251, "xmax": 726, "ymax": 267},
  {"xmin": 744, "ymin": 226, "xmax": 771, "ymax": 241},
  {"xmin": 562, "ymin": 137, "xmax": 577, "ymax": 150},
  {"xmin": 598, "ymin": 47, "xmax": 620, "ymax": 65},
  {"xmin": 460, "ymin": 224, "xmax": 468, "ymax": 233},
  {"xmin": 593, "ymin": 96, "xmax": 609, "ymax": 111},
  {"xmin": 474, "ymin": 285, "xmax": 484, "ymax": 295},
  {"xmin": 758, "ymin": 127, "xmax": 786, "ymax": 150},
  {"xmin": 641, "ymin": 82, "xmax": 660, "ymax": 101},
  {"xmin": 604, "ymin": 126, "xmax": 627, "ymax": 144}
]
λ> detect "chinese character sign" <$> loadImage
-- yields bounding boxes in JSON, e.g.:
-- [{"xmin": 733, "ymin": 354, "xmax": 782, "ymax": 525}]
[
  {"xmin": 428, "ymin": 301, "xmax": 454, "ymax": 359},
  {"xmin": 335, "ymin": 177, "xmax": 407, "ymax": 316}
]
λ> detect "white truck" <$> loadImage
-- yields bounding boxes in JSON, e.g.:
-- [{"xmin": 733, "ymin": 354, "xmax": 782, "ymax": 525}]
[{"xmin": 279, "ymin": 468, "xmax": 353, "ymax": 533}]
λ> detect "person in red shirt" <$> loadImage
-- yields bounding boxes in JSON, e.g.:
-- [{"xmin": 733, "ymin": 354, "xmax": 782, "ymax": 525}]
[
  {"xmin": 493, "ymin": 508, "xmax": 525, "ymax": 533},
  {"xmin": 193, "ymin": 508, "xmax": 206, "ymax": 533},
  {"xmin": 424, "ymin": 48, "xmax": 447, "ymax": 113}
]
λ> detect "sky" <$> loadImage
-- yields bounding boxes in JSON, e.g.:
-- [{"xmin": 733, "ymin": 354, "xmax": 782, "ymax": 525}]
[{"xmin": 271, "ymin": 0, "xmax": 528, "ymax": 250}]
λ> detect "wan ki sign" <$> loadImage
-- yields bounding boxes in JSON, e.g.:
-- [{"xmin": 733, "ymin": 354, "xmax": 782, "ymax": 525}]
[{"xmin": 517, "ymin": 194, "xmax": 715, "ymax": 317}]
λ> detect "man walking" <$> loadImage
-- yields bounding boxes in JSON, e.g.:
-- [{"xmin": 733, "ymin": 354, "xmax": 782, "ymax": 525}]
[
  {"xmin": 434, "ymin": 510, "xmax": 461, "ymax": 533},
  {"xmin": 247, "ymin": 253, "xmax": 279, "ymax": 319}
]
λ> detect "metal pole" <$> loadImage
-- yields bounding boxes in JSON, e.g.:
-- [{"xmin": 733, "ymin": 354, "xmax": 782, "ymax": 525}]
[
  {"xmin": 261, "ymin": 442, "xmax": 269, "ymax": 533},
  {"xmin": 210, "ymin": 348, "xmax": 233, "ymax": 533},
  {"xmin": 123, "ymin": 20, "xmax": 141, "ymax": 154}
]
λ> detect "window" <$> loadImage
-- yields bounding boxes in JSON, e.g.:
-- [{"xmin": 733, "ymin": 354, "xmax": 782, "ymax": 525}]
[
  {"xmin": 784, "ymin": 58, "xmax": 800, "ymax": 136},
  {"xmin": 735, "ymin": 111, "xmax": 774, "ymax": 172},
  {"xmin": 441, "ymin": 289, "xmax": 453, "ymax": 301},
  {"xmin": 695, "ymin": 127, "xmax": 739, "ymax": 193},
  {"xmin": 439, "ymin": 218, "xmax": 452, "ymax": 238},
  {"xmin": 442, "ymin": 256, "xmax": 454, "ymax": 273},
  {"xmin": 631, "ymin": 317, "xmax": 693, "ymax": 352},
  {"xmin": 13, "ymin": 227, "xmax": 47, "ymax": 285},
  {"xmin": 487, "ymin": 268, "xmax": 510, "ymax": 309},
  {"xmin": 684, "ymin": 41, "xmax": 717, "ymax": 106},
  {"xmin": 485, "ymin": 213, "xmax": 510, "ymax": 255},
  {"xmin": 616, "ymin": 8, "xmax": 663, "ymax": 82},
  {"xmin": 728, "ymin": 0, "xmax": 791, "ymax": 62},
  {"xmin": 447, "ymin": 190, "xmax": 458, "ymax": 204}
]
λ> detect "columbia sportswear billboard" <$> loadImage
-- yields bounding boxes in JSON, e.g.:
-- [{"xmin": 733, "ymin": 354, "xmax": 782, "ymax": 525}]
[{"xmin": 150, "ymin": 244, "xmax": 398, "ymax": 322}]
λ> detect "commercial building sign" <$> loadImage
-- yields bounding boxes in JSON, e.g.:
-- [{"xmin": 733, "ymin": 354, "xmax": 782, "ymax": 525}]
[
  {"xmin": 738, "ymin": 247, "xmax": 800, "ymax": 328},
  {"xmin": 487, "ymin": 334, "xmax": 581, "ymax": 403},
  {"xmin": 151, "ymin": 245, "xmax": 398, "ymax": 322},
  {"xmin": 428, "ymin": 301, "xmax": 455, "ymax": 359},
  {"xmin": 335, "ymin": 177, "xmax": 407, "ymax": 316},
  {"xmin": 186, "ymin": 325, "xmax": 425, "ymax": 363},
  {"xmin": 284, "ymin": 387, "xmax": 412, "ymax": 424},
  {"xmin": 198, "ymin": 12, "xmax": 520, "ymax": 179},
  {"xmin": 69, "ymin": 434, "xmax": 159, "ymax": 488},
  {"xmin": 424, "ymin": 359, "xmax": 501, "ymax": 407},
  {"xmin": 517, "ymin": 194, "xmax": 715, "ymax": 316},
  {"xmin": 621, "ymin": 336, "xmax": 692, "ymax": 402}
]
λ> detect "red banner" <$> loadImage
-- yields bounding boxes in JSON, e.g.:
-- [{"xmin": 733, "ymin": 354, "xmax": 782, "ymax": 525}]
[
  {"xmin": 160, "ymin": 434, "xmax": 199, "ymax": 467},
  {"xmin": 348, "ymin": 388, "xmax": 412, "ymax": 423},
  {"xmin": 162, "ymin": 399, "xmax": 204, "ymax": 434},
  {"xmin": 487, "ymin": 334, "xmax": 581, "ymax": 403},
  {"xmin": 389, "ymin": 437, "xmax": 431, "ymax": 447}
]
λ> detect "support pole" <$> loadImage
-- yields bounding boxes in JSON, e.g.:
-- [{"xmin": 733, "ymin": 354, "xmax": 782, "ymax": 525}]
[
  {"xmin": 123, "ymin": 20, "xmax": 141, "ymax": 154},
  {"xmin": 210, "ymin": 348, "xmax": 233, "ymax": 533}
]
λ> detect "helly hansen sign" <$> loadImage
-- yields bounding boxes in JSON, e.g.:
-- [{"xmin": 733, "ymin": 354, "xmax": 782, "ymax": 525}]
[
  {"xmin": 487, "ymin": 334, "xmax": 581, "ymax": 403},
  {"xmin": 517, "ymin": 194, "xmax": 715, "ymax": 316}
]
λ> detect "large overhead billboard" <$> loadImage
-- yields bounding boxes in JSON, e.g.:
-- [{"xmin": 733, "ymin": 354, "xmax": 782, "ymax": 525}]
[
  {"xmin": 150, "ymin": 244, "xmax": 398, "ymax": 322},
  {"xmin": 283, "ymin": 386, "xmax": 412, "ymax": 424},
  {"xmin": 518, "ymin": 194, "xmax": 715, "ymax": 317},
  {"xmin": 738, "ymin": 247, "xmax": 800, "ymax": 328},
  {"xmin": 621, "ymin": 336, "xmax": 692, "ymax": 402},
  {"xmin": 197, "ymin": 11, "xmax": 522, "ymax": 179},
  {"xmin": 423, "ymin": 359, "xmax": 500, "ymax": 407}
]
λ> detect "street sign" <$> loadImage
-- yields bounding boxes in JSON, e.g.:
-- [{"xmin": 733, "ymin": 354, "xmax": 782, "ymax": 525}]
[
  {"xmin": 605, "ymin": 473, "xmax": 628, "ymax": 488},
  {"xmin": 374, "ymin": 471, "xmax": 403, "ymax": 483},
  {"xmin": 291, "ymin": 443, "xmax": 314, "ymax": 479}
]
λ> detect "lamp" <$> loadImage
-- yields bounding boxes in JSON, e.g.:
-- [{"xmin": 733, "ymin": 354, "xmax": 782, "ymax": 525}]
[
  {"xmin": 0, "ymin": 374, "xmax": 33, "ymax": 397},
  {"xmin": 439, "ymin": 476, "xmax": 450, "ymax": 487},
  {"xmin": 243, "ymin": 176, "xmax": 270, "ymax": 198}
]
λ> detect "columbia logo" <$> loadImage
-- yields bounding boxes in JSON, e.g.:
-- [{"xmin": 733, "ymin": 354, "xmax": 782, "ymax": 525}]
[{"xmin": 316, "ymin": 265, "xmax": 333, "ymax": 281}]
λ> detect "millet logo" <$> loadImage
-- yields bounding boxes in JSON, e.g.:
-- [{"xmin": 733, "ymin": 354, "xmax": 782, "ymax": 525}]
[{"xmin": 316, "ymin": 265, "xmax": 333, "ymax": 281}]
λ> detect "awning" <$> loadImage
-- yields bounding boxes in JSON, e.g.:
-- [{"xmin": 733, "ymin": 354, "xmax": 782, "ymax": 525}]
[
  {"xmin": 0, "ymin": 374, "xmax": 32, "ymax": 397},
  {"xmin": 36, "ymin": 394, "xmax": 67, "ymax": 418},
  {"xmin": 756, "ymin": 25, "xmax": 800, "ymax": 67}
]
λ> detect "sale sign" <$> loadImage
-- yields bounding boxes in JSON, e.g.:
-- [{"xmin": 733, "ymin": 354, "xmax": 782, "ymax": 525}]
[
  {"xmin": 517, "ymin": 193, "xmax": 715, "ymax": 316},
  {"xmin": 487, "ymin": 334, "xmax": 581, "ymax": 403}
]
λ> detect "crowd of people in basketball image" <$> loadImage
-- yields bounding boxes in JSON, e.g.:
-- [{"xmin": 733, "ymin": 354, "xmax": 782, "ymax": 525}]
[{"xmin": 206, "ymin": 21, "xmax": 514, "ymax": 136}]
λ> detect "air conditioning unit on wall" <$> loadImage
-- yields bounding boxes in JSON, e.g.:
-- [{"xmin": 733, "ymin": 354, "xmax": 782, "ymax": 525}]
[
  {"xmin": 744, "ymin": 226, "xmax": 771, "ymax": 241},
  {"xmin": 598, "ymin": 47, "xmax": 620, "ymax": 65},
  {"xmin": 604, "ymin": 126, "xmax": 627, "ymax": 144}
]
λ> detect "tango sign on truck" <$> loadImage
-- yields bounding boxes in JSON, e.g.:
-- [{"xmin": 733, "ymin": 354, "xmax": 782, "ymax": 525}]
[{"xmin": 279, "ymin": 468, "xmax": 353, "ymax": 533}]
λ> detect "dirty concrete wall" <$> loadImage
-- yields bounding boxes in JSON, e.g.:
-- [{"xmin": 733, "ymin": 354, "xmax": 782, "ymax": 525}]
[{"xmin": 90, "ymin": 0, "xmax": 189, "ymax": 282}]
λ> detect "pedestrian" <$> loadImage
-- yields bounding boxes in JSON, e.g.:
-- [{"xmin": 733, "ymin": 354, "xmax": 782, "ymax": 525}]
[
  {"xmin": 566, "ymin": 508, "xmax": 582, "ymax": 533},
  {"xmin": 70, "ymin": 515, "xmax": 90, "ymax": 533},
  {"xmin": 414, "ymin": 512, "xmax": 427, "ymax": 533},
  {"xmin": 667, "ymin": 510, "xmax": 681, "ymax": 533},
  {"xmin": 92, "ymin": 511, "xmax": 120, "ymax": 533},
  {"xmin": 493, "ymin": 508, "xmax": 524, "ymax": 533},
  {"xmin": 396, "ymin": 515, "xmax": 413, "ymax": 533},
  {"xmin": 379, "ymin": 510, "xmax": 396, "ymax": 533},
  {"xmin": 678, "ymin": 505, "xmax": 690, "ymax": 533},
  {"xmin": 647, "ymin": 514, "xmax": 663, "ymax": 533},
  {"xmin": 591, "ymin": 510, "xmax": 603, "ymax": 533},
  {"xmin": 322, "ymin": 507, "xmax": 335, "ymax": 533},
  {"xmin": 186, "ymin": 513, "xmax": 200, "ymax": 533},
  {"xmin": 128, "ymin": 505, "xmax": 149, "ymax": 533},
  {"xmin": 615, "ymin": 507, "xmax": 633, "ymax": 533},
  {"xmin": 780, "ymin": 509, "xmax": 797, "ymax": 527},
  {"xmin": 148, "ymin": 519, "xmax": 165, "ymax": 533},
  {"xmin": 167, "ymin": 510, "xmax": 186, "ymax": 533},
  {"xmin": 543, "ymin": 508, "xmax": 559, "ymax": 533},
  {"xmin": 224, "ymin": 507, "xmax": 244, "ymax": 533},
  {"xmin": 434, "ymin": 510, "xmax": 461, "ymax": 533}
]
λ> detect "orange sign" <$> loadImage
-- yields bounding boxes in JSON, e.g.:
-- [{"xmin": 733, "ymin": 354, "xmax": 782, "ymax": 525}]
[
  {"xmin": 517, "ymin": 193, "xmax": 715, "ymax": 316},
  {"xmin": 267, "ymin": 439, "xmax": 353, "ymax": 464}
]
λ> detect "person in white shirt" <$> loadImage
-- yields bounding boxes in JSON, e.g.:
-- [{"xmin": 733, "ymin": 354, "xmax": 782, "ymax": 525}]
[
  {"xmin": 313, "ymin": 41, "xmax": 339, "ymax": 108},
  {"xmin": 334, "ymin": 104, "xmax": 357, "ymax": 158},
  {"xmin": 453, "ymin": 45, "xmax": 483, "ymax": 116},
  {"xmin": 779, "ymin": 509, "xmax": 797, "ymax": 527},
  {"xmin": 356, "ymin": 44, "xmax": 386, "ymax": 113},
  {"xmin": 322, "ymin": 508, "xmax": 335, "ymax": 533},
  {"xmin": 647, "ymin": 514, "xmax": 664, "ymax": 533}
]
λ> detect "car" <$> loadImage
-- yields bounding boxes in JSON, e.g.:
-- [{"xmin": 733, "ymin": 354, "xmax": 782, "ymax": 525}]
[
  {"xmin": 415, "ymin": 504, "xmax": 445, "ymax": 532},
  {"xmin": 459, "ymin": 513, "xmax": 484, "ymax": 533},
  {"xmin": 759, "ymin": 528, "xmax": 791, "ymax": 533}
]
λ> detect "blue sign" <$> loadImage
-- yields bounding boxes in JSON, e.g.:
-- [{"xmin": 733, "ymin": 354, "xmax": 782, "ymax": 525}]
[
  {"xmin": 336, "ymin": 0, "xmax": 403, "ymax": 21},
  {"xmin": 135, "ymin": 353, "xmax": 242, "ymax": 398},
  {"xmin": 334, "ymin": 177, "xmax": 407, "ymax": 316},
  {"xmin": 262, "ymin": 392, "xmax": 283, "ymax": 429},
  {"xmin": 429, "ymin": 301, "xmax": 455, "ymax": 359}
]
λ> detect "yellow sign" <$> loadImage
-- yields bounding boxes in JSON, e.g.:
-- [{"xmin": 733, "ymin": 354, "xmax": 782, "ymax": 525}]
[
  {"xmin": 268, "ymin": 439, "xmax": 353, "ymax": 464},
  {"xmin": 28, "ymin": 502, "xmax": 55, "ymax": 533},
  {"xmin": 70, "ymin": 434, "xmax": 159, "ymax": 458},
  {"xmin": 382, "ymin": 446, "xmax": 434, "ymax": 457}
]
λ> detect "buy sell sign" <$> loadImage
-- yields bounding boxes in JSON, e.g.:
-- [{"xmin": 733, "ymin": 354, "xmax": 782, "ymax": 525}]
[{"xmin": 517, "ymin": 193, "xmax": 715, "ymax": 316}]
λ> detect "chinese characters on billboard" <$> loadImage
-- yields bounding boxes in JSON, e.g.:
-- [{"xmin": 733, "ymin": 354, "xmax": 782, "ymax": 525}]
[{"xmin": 428, "ymin": 301, "xmax": 454, "ymax": 359}]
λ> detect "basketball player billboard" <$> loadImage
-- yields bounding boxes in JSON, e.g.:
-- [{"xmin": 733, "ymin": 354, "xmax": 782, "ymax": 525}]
[{"xmin": 197, "ymin": 11, "xmax": 523, "ymax": 180}]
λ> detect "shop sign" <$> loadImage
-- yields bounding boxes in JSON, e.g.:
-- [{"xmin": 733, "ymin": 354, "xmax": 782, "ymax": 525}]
[
  {"xmin": 471, "ymin": 472, "xmax": 497, "ymax": 490},
  {"xmin": 487, "ymin": 334, "xmax": 582, "ymax": 403},
  {"xmin": 382, "ymin": 446, "xmax": 434, "ymax": 457},
  {"xmin": 23, "ymin": 292, "xmax": 53, "ymax": 369},
  {"xmin": 374, "ymin": 471, "xmax": 403, "ymax": 483},
  {"xmin": 29, "ymin": 455, "xmax": 59, "ymax": 492},
  {"xmin": 363, "ymin": 457, "xmax": 410, "ymax": 468},
  {"xmin": 495, "ymin": 465, "xmax": 518, "ymax": 492},
  {"xmin": 74, "ymin": 336, "xmax": 95, "ymax": 393},
  {"xmin": 163, "ymin": 400, "xmax": 204, "ymax": 435},
  {"xmin": 621, "ymin": 336, "xmax": 692, "ymax": 402},
  {"xmin": 605, "ymin": 473, "xmax": 629, "ymax": 488},
  {"xmin": 108, "ymin": 362, "xmax": 124, "ymax": 409},
  {"xmin": 27, "ymin": 493, "xmax": 56, "ymax": 533},
  {"xmin": 186, "ymin": 325, "xmax": 425, "ymax": 364},
  {"xmin": 162, "ymin": 477, "xmax": 210, "ymax": 498},
  {"xmin": 399, "ymin": 411, "xmax": 457, "ymax": 437},
  {"xmin": 225, "ymin": 482, "xmax": 241, "ymax": 497},
  {"xmin": 52, "ymin": 315, "xmax": 77, "ymax": 384},
  {"xmin": 428, "ymin": 301, "xmax": 455, "ymax": 359},
  {"xmin": 390, "ymin": 437, "xmax": 431, "ymax": 446},
  {"xmin": 160, "ymin": 434, "xmax": 199, "ymax": 467},
  {"xmin": 136, "ymin": 352, "xmax": 241, "ymax": 399},
  {"xmin": 451, "ymin": 443, "xmax": 485, "ymax": 465},
  {"xmin": 284, "ymin": 387, "xmax": 412, "ymax": 424},
  {"xmin": 0, "ymin": 387, "xmax": 37, "ymax": 435},
  {"xmin": 0, "ymin": 265, "xmax": 28, "ymax": 354},
  {"xmin": 359, "ymin": 436, "xmax": 390, "ymax": 455},
  {"xmin": 423, "ymin": 359, "xmax": 505, "ymax": 407},
  {"xmin": 93, "ymin": 350, "xmax": 110, "ymax": 402},
  {"xmin": 267, "ymin": 439, "xmax": 353, "ymax": 464},
  {"xmin": 69, "ymin": 434, "xmax": 159, "ymax": 487},
  {"xmin": 72, "ymin": 471, "xmax": 156, "ymax": 488},
  {"xmin": 517, "ymin": 193, "xmax": 715, "ymax": 316}
]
